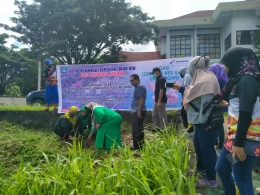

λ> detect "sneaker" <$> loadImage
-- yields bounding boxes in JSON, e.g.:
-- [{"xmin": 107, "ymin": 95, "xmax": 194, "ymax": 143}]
[
  {"xmin": 187, "ymin": 169, "xmax": 206, "ymax": 177},
  {"xmin": 197, "ymin": 179, "xmax": 218, "ymax": 188}
]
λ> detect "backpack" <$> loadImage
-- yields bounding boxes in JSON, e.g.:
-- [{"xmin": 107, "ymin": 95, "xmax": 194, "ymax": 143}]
[{"xmin": 189, "ymin": 102, "xmax": 224, "ymax": 128}]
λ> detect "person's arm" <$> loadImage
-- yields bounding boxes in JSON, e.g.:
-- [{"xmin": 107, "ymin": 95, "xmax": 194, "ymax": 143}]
[
  {"xmin": 137, "ymin": 86, "xmax": 146, "ymax": 117},
  {"xmin": 173, "ymin": 83, "xmax": 185, "ymax": 94},
  {"xmin": 158, "ymin": 78, "xmax": 165, "ymax": 104},
  {"xmin": 199, "ymin": 94, "xmax": 214, "ymax": 129},
  {"xmin": 93, "ymin": 107, "xmax": 106, "ymax": 124},
  {"xmin": 179, "ymin": 86, "xmax": 185, "ymax": 94},
  {"xmin": 60, "ymin": 118, "xmax": 71, "ymax": 138},
  {"xmin": 234, "ymin": 76, "xmax": 258, "ymax": 147},
  {"xmin": 183, "ymin": 74, "xmax": 192, "ymax": 87}
]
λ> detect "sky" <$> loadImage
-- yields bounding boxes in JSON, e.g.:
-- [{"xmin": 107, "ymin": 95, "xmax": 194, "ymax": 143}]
[{"xmin": 0, "ymin": 0, "xmax": 240, "ymax": 52}]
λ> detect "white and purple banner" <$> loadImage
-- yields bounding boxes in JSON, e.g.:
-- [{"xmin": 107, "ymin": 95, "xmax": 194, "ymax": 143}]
[{"xmin": 57, "ymin": 57, "xmax": 192, "ymax": 113}]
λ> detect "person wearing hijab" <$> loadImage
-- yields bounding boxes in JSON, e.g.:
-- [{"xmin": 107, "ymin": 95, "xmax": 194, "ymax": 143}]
[
  {"xmin": 183, "ymin": 56, "xmax": 220, "ymax": 188},
  {"xmin": 174, "ymin": 67, "xmax": 194, "ymax": 133},
  {"xmin": 53, "ymin": 106, "xmax": 78, "ymax": 141},
  {"xmin": 74, "ymin": 106, "xmax": 92, "ymax": 139},
  {"xmin": 214, "ymin": 47, "xmax": 260, "ymax": 195},
  {"xmin": 209, "ymin": 64, "xmax": 228, "ymax": 150},
  {"xmin": 86, "ymin": 102, "xmax": 122, "ymax": 149}
]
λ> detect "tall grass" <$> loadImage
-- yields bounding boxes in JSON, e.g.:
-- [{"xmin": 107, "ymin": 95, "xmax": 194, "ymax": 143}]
[{"xmin": 0, "ymin": 125, "xmax": 198, "ymax": 195}]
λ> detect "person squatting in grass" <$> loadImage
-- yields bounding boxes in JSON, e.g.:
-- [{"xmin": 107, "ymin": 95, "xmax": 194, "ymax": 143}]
[
  {"xmin": 74, "ymin": 106, "xmax": 93, "ymax": 140},
  {"xmin": 53, "ymin": 106, "xmax": 78, "ymax": 141},
  {"xmin": 86, "ymin": 102, "xmax": 122, "ymax": 150}
]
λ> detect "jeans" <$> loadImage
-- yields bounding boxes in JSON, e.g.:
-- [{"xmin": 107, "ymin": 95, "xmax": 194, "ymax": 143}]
[
  {"xmin": 45, "ymin": 85, "xmax": 58, "ymax": 105},
  {"xmin": 193, "ymin": 124, "xmax": 217, "ymax": 180},
  {"xmin": 215, "ymin": 125, "xmax": 225, "ymax": 149},
  {"xmin": 131, "ymin": 111, "xmax": 146, "ymax": 149},
  {"xmin": 216, "ymin": 147, "xmax": 256, "ymax": 195}
]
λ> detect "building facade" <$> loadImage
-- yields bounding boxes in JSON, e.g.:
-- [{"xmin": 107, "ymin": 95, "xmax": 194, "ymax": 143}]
[{"xmin": 154, "ymin": 0, "xmax": 260, "ymax": 63}]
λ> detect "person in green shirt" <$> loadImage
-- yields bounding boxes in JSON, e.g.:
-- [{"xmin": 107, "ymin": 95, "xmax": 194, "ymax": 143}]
[
  {"xmin": 74, "ymin": 106, "xmax": 92, "ymax": 139},
  {"xmin": 53, "ymin": 106, "xmax": 78, "ymax": 141},
  {"xmin": 86, "ymin": 102, "xmax": 122, "ymax": 149}
]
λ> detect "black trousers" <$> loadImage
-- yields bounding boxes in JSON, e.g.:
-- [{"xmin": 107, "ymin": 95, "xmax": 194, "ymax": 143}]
[
  {"xmin": 131, "ymin": 111, "xmax": 146, "ymax": 149},
  {"xmin": 181, "ymin": 106, "xmax": 194, "ymax": 132},
  {"xmin": 181, "ymin": 106, "xmax": 188, "ymax": 128}
]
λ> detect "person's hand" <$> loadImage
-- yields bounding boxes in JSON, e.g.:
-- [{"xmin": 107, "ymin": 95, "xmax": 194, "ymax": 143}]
[
  {"xmin": 232, "ymin": 146, "xmax": 246, "ymax": 162},
  {"xmin": 69, "ymin": 135, "xmax": 74, "ymax": 140},
  {"xmin": 157, "ymin": 102, "xmax": 162, "ymax": 107},
  {"xmin": 95, "ymin": 124, "xmax": 101, "ymax": 129},
  {"xmin": 204, "ymin": 126, "xmax": 211, "ymax": 131},
  {"xmin": 137, "ymin": 111, "xmax": 142, "ymax": 118},
  {"xmin": 220, "ymin": 100, "xmax": 229, "ymax": 107},
  {"xmin": 87, "ymin": 134, "xmax": 92, "ymax": 142},
  {"xmin": 173, "ymin": 82, "xmax": 181, "ymax": 90}
]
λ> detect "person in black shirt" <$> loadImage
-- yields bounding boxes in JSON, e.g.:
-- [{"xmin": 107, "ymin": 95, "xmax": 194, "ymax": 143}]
[{"xmin": 150, "ymin": 67, "xmax": 167, "ymax": 129}]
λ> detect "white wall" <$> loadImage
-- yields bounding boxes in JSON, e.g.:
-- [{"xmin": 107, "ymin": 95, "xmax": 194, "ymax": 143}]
[
  {"xmin": 233, "ymin": 10, "xmax": 258, "ymax": 31},
  {"xmin": 160, "ymin": 38, "xmax": 167, "ymax": 55},
  {"xmin": 0, "ymin": 97, "xmax": 26, "ymax": 106},
  {"xmin": 222, "ymin": 17, "xmax": 232, "ymax": 40},
  {"xmin": 232, "ymin": 10, "xmax": 259, "ymax": 50}
]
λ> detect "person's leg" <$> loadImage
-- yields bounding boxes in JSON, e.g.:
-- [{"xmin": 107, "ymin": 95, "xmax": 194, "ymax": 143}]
[
  {"xmin": 232, "ymin": 155, "xmax": 256, "ymax": 195},
  {"xmin": 193, "ymin": 125, "xmax": 206, "ymax": 171},
  {"xmin": 45, "ymin": 86, "xmax": 51, "ymax": 110},
  {"xmin": 181, "ymin": 106, "xmax": 188, "ymax": 129},
  {"xmin": 52, "ymin": 85, "xmax": 59, "ymax": 109},
  {"xmin": 103, "ymin": 115, "xmax": 122, "ymax": 149},
  {"xmin": 131, "ymin": 112, "xmax": 140, "ymax": 149},
  {"xmin": 138, "ymin": 111, "xmax": 146, "ymax": 149},
  {"xmin": 131, "ymin": 111, "xmax": 146, "ymax": 149},
  {"xmin": 218, "ymin": 125, "xmax": 225, "ymax": 149},
  {"xmin": 216, "ymin": 147, "xmax": 236, "ymax": 195},
  {"xmin": 152, "ymin": 103, "xmax": 160, "ymax": 129},
  {"xmin": 196, "ymin": 125, "xmax": 217, "ymax": 181},
  {"xmin": 157, "ymin": 103, "xmax": 167, "ymax": 129}
]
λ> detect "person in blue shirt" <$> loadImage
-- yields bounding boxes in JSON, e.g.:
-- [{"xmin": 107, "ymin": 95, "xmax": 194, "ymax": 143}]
[
  {"xmin": 173, "ymin": 67, "xmax": 193, "ymax": 133},
  {"xmin": 130, "ymin": 74, "xmax": 147, "ymax": 150},
  {"xmin": 43, "ymin": 59, "xmax": 58, "ymax": 111},
  {"xmin": 209, "ymin": 64, "xmax": 228, "ymax": 150}
]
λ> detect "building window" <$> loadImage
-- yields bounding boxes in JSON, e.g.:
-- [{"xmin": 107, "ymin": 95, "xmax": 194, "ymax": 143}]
[
  {"xmin": 170, "ymin": 35, "xmax": 191, "ymax": 58},
  {"xmin": 197, "ymin": 34, "xmax": 221, "ymax": 59},
  {"xmin": 236, "ymin": 30, "xmax": 257, "ymax": 45},
  {"xmin": 225, "ymin": 34, "xmax": 231, "ymax": 51}
]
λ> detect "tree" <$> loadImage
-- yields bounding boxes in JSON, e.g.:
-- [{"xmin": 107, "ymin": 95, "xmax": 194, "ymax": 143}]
[
  {"xmin": 1, "ymin": 0, "xmax": 159, "ymax": 65},
  {"xmin": 96, "ymin": 46, "xmax": 128, "ymax": 64},
  {"xmin": 0, "ymin": 33, "xmax": 39, "ymax": 96}
]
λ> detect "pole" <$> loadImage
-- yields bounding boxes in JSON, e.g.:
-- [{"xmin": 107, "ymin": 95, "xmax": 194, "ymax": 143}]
[{"xmin": 37, "ymin": 60, "xmax": 41, "ymax": 91}]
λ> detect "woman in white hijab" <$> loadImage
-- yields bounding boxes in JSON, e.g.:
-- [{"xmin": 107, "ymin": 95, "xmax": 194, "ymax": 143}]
[{"xmin": 183, "ymin": 56, "xmax": 220, "ymax": 188}]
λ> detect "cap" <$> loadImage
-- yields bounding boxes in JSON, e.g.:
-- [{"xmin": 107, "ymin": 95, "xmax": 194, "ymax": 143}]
[{"xmin": 150, "ymin": 67, "xmax": 161, "ymax": 74}]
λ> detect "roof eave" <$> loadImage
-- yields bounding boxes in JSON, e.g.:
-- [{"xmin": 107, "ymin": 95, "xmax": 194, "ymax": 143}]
[{"xmin": 154, "ymin": 1, "xmax": 260, "ymax": 28}]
